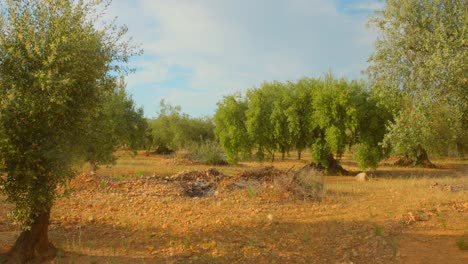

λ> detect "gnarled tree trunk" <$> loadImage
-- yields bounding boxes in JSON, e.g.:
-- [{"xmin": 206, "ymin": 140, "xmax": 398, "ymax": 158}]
[
  {"xmin": 394, "ymin": 147, "xmax": 435, "ymax": 168},
  {"xmin": 325, "ymin": 155, "xmax": 349, "ymax": 175},
  {"xmin": 415, "ymin": 148, "xmax": 435, "ymax": 168},
  {"xmin": 8, "ymin": 210, "xmax": 56, "ymax": 263}
]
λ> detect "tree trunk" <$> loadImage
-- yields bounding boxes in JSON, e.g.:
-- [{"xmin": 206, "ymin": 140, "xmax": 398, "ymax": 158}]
[
  {"xmin": 89, "ymin": 160, "xmax": 97, "ymax": 175},
  {"xmin": 415, "ymin": 148, "xmax": 435, "ymax": 168},
  {"xmin": 325, "ymin": 154, "xmax": 348, "ymax": 175},
  {"xmin": 281, "ymin": 151, "xmax": 285, "ymax": 161},
  {"xmin": 8, "ymin": 210, "xmax": 56, "ymax": 263},
  {"xmin": 297, "ymin": 150, "xmax": 302, "ymax": 160}
]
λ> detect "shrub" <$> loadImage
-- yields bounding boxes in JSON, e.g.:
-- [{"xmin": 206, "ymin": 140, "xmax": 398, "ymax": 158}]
[
  {"xmin": 354, "ymin": 143, "xmax": 381, "ymax": 171},
  {"xmin": 189, "ymin": 141, "xmax": 227, "ymax": 165}
]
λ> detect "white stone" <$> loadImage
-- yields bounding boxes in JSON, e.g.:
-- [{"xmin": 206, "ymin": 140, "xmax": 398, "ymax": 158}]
[{"xmin": 355, "ymin": 172, "xmax": 369, "ymax": 182}]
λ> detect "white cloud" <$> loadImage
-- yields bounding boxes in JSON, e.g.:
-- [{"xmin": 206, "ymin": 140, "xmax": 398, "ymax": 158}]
[{"xmin": 107, "ymin": 0, "xmax": 380, "ymax": 116}]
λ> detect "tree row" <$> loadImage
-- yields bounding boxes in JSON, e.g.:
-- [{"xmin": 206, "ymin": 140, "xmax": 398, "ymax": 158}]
[{"xmin": 214, "ymin": 73, "xmax": 391, "ymax": 171}]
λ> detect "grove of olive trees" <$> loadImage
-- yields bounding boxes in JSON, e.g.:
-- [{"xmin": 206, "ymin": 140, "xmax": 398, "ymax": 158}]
[
  {"xmin": 0, "ymin": 0, "xmax": 466, "ymax": 262},
  {"xmin": 215, "ymin": 0, "xmax": 467, "ymax": 171},
  {"xmin": 214, "ymin": 74, "xmax": 390, "ymax": 172}
]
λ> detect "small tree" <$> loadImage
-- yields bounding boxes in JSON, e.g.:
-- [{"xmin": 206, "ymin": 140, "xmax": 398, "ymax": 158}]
[
  {"xmin": 214, "ymin": 94, "xmax": 251, "ymax": 164},
  {"xmin": 148, "ymin": 100, "xmax": 181, "ymax": 152},
  {"xmin": 352, "ymin": 88, "xmax": 392, "ymax": 171},
  {"xmin": 245, "ymin": 82, "xmax": 281, "ymax": 161},
  {"xmin": 0, "ymin": 0, "xmax": 136, "ymax": 261},
  {"xmin": 149, "ymin": 100, "xmax": 215, "ymax": 153},
  {"xmin": 310, "ymin": 74, "xmax": 357, "ymax": 170},
  {"xmin": 270, "ymin": 82, "xmax": 293, "ymax": 160},
  {"xmin": 85, "ymin": 77, "xmax": 147, "ymax": 171},
  {"xmin": 286, "ymin": 78, "xmax": 315, "ymax": 160}
]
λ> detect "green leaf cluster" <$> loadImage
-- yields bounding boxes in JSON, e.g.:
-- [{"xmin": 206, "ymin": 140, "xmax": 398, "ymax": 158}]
[
  {"xmin": 147, "ymin": 100, "xmax": 215, "ymax": 153},
  {"xmin": 0, "ymin": 0, "xmax": 136, "ymax": 226},
  {"xmin": 367, "ymin": 0, "xmax": 467, "ymax": 161},
  {"xmin": 84, "ymin": 77, "xmax": 147, "ymax": 170},
  {"xmin": 215, "ymin": 74, "xmax": 390, "ymax": 169},
  {"xmin": 214, "ymin": 94, "xmax": 251, "ymax": 164}
]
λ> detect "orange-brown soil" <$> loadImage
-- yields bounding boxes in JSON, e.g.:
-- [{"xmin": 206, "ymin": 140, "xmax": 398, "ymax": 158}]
[{"xmin": 0, "ymin": 153, "xmax": 466, "ymax": 263}]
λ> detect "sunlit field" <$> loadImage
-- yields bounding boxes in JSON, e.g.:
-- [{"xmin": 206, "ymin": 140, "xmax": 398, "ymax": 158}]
[{"xmin": 1, "ymin": 152, "xmax": 466, "ymax": 263}]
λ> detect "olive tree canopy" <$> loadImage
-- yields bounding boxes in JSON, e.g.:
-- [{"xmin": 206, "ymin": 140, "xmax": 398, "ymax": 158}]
[
  {"xmin": 367, "ymin": 0, "xmax": 467, "ymax": 165},
  {"xmin": 0, "ymin": 0, "xmax": 138, "ymax": 261}
]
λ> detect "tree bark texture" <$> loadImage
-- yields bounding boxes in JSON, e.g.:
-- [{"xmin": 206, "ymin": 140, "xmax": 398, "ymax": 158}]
[{"xmin": 8, "ymin": 210, "xmax": 56, "ymax": 263}]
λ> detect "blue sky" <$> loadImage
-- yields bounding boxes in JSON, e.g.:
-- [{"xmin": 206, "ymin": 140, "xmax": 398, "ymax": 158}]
[{"xmin": 107, "ymin": 0, "xmax": 384, "ymax": 118}]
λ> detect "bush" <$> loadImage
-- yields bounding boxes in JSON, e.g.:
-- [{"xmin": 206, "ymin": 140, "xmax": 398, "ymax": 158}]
[
  {"xmin": 189, "ymin": 141, "xmax": 227, "ymax": 165},
  {"xmin": 354, "ymin": 143, "xmax": 381, "ymax": 171}
]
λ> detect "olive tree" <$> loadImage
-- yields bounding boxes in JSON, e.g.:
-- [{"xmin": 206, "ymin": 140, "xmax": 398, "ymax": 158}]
[
  {"xmin": 285, "ymin": 78, "xmax": 315, "ymax": 160},
  {"xmin": 214, "ymin": 94, "xmax": 251, "ymax": 164},
  {"xmin": 148, "ymin": 100, "xmax": 181, "ymax": 152},
  {"xmin": 367, "ymin": 0, "xmax": 467, "ymax": 165},
  {"xmin": 245, "ymin": 82, "xmax": 282, "ymax": 161},
  {"xmin": 85, "ymin": 77, "xmax": 147, "ymax": 172},
  {"xmin": 352, "ymin": 85, "xmax": 391, "ymax": 171},
  {"xmin": 149, "ymin": 100, "xmax": 215, "ymax": 153},
  {"xmin": 310, "ymin": 75, "xmax": 358, "ymax": 170},
  {"xmin": 0, "ymin": 0, "xmax": 136, "ymax": 261},
  {"xmin": 270, "ymin": 82, "xmax": 293, "ymax": 160}
]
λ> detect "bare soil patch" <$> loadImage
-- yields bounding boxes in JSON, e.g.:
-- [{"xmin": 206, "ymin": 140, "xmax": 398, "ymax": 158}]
[{"xmin": 0, "ymin": 154, "xmax": 466, "ymax": 263}]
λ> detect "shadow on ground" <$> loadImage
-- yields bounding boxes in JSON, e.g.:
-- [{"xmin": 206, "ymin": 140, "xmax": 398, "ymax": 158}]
[
  {"xmin": 1, "ymin": 219, "xmax": 401, "ymax": 263},
  {"xmin": 2, "ymin": 219, "xmax": 466, "ymax": 263}
]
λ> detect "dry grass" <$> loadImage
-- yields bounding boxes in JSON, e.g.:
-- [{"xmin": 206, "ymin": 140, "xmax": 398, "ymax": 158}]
[{"xmin": 0, "ymin": 153, "xmax": 467, "ymax": 263}]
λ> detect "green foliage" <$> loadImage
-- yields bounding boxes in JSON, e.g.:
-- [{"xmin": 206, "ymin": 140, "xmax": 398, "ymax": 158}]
[
  {"xmin": 143, "ymin": 126, "xmax": 155, "ymax": 155},
  {"xmin": 148, "ymin": 100, "xmax": 215, "ymax": 153},
  {"xmin": 270, "ymin": 82, "xmax": 293, "ymax": 160},
  {"xmin": 310, "ymin": 74, "xmax": 373, "ymax": 168},
  {"xmin": 310, "ymin": 138, "xmax": 332, "ymax": 169},
  {"xmin": 188, "ymin": 141, "xmax": 226, "ymax": 165},
  {"xmin": 285, "ymin": 79, "xmax": 315, "ymax": 159},
  {"xmin": 353, "ymin": 88, "xmax": 391, "ymax": 170},
  {"xmin": 214, "ymin": 94, "xmax": 251, "ymax": 164},
  {"xmin": 85, "ymin": 77, "xmax": 147, "ymax": 170},
  {"xmin": 367, "ymin": 0, "xmax": 467, "ymax": 161},
  {"xmin": 214, "ymin": 73, "xmax": 391, "ymax": 169},
  {"xmin": 383, "ymin": 100, "xmax": 465, "ymax": 162},
  {"xmin": 107, "ymin": 79, "xmax": 147, "ymax": 151},
  {"xmin": 354, "ymin": 143, "xmax": 380, "ymax": 171},
  {"xmin": 0, "ymin": 0, "xmax": 136, "ymax": 226},
  {"xmin": 245, "ymin": 82, "xmax": 282, "ymax": 161}
]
